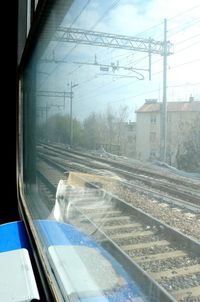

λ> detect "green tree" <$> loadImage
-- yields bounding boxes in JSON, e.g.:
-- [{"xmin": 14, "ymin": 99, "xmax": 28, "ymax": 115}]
[{"xmin": 37, "ymin": 113, "xmax": 86, "ymax": 146}]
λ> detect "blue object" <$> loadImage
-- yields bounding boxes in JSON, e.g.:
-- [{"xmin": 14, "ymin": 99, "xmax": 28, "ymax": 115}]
[
  {"xmin": 0, "ymin": 221, "xmax": 31, "ymax": 253},
  {"xmin": 34, "ymin": 219, "xmax": 97, "ymax": 247},
  {"xmin": 35, "ymin": 220, "xmax": 148, "ymax": 302},
  {"xmin": 0, "ymin": 220, "xmax": 148, "ymax": 301}
]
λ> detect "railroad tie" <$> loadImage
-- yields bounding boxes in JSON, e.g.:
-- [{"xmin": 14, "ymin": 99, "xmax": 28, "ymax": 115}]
[
  {"xmin": 134, "ymin": 250, "xmax": 186, "ymax": 263},
  {"xmin": 150, "ymin": 264, "xmax": 200, "ymax": 279},
  {"xmin": 171, "ymin": 286, "xmax": 200, "ymax": 300},
  {"xmin": 102, "ymin": 223, "xmax": 142, "ymax": 231},
  {"xmin": 110, "ymin": 230, "xmax": 154, "ymax": 240},
  {"xmin": 121, "ymin": 240, "xmax": 169, "ymax": 251}
]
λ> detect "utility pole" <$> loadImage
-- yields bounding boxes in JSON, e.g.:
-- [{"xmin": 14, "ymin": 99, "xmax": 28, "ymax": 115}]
[
  {"xmin": 69, "ymin": 82, "xmax": 78, "ymax": 147},
  {"xmin": 45, "ymin": 103, "xmax": 51, "ymax": 139},
  {"xmin": 161, "ymin": 19, "xmax": 167, "ymax": 162}
]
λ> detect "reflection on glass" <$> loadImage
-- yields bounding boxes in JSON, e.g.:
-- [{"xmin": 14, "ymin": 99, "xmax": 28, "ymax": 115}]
[{"xmin": 21, "ymin": 0, "xmax": 200, "ymax": 301}]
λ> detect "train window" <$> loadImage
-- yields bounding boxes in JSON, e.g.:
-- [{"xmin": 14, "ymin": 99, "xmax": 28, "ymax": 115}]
[{"xmin": 18, "ymin": 0, "xmax": 200, "ymax": 301}]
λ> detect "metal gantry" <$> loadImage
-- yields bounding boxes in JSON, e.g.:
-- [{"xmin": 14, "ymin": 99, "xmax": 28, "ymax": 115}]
[
  {"xmin": 36, "ymin": 90, "xmax": 72, "ymax": 111},
  {"xmin": 50, "ymin": 24, "xmax": 174, "ymax": 162},
  {"xmin": 53, "ymin": 27, "xmax": 173, "ymax": 55}
]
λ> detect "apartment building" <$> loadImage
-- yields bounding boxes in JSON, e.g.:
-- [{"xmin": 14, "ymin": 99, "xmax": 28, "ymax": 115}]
[{"xmin": 136, "ymin": 97, "xmax": 200, "ymax": 166}]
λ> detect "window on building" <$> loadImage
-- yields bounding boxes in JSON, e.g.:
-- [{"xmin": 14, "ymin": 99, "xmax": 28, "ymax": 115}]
[
  {"xmin": 150, "ymin": 150, "xmax": 157, "ymax": 158},
  {"xmin": 150, "ymin": 115, "xmax": 156, "ymax": 123},
  {"xmin": 150, "ymin": 131, "xmax": 156, "ymax": 143}
]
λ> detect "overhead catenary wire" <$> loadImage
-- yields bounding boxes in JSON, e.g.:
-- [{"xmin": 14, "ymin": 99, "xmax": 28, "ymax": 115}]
[
  {"xmin": 71, "ymin": 6, "xmax": 198, "ymax": 85},
  {"xmin": 73, "ymin": 53, "xmax": 163, "ymax": 104},
  {"xmin": 168, "ymin": 4, "xmax": 200, "ymax": 21},
  {"xmin": 62, "ymin": 0, "xmax": 123, "ymax": 78},
  {"xmin": 74, "ymin": 15, "xmax": 200, "ymax": 103},
  {"xmin": 169, "ymin": 58, "xmax": 200, "ymax": 69},
  {"xmin": 42, "ymin": 0, "xmax": 192, "ymax": 87},
  {"xmin": 73, "ymin": 54, "xmax": 198, "ymax": 107},
  {"xmin": 38, "ymin": 0, "xmax": 123, "ymax": 89},
  {"xmin": 38, "ymin": 1, "xmax": 200, "ymax": 117},
  {"xmin": 38, "ymin": 0, "xmax": 93, "ymax": 88}
]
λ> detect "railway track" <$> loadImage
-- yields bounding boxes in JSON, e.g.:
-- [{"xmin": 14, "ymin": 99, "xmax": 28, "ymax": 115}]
[
  {"xmin": 37, "ymin": 152, "xmax": 200, "ymax": 241},
  {"xmin": 39, "ymin": 142, "xmax": 200, "ymax": 189},
  {"xmin": 37, "ymin": 145, "xmax": 200, "ymax": 202},
  {"xmin": 37, "ymin": 145, "xmax": 200, "ymax": 213},
  {"xmin": 36, "ymin": 158, "xmax": 200, "ymax": 302}
]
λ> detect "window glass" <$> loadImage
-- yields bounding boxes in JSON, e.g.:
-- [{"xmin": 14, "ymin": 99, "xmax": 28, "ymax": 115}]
[
  {"xmin": 150, "ymin": 131, "xmax": 156, "ymax": 143},
  {"xmin": 20, "ymin": 0, "xmax": 200, "ymax": 301},
  {"xmin": 150, "ymin": 115, "xmax": 156, "ymax": 124}
]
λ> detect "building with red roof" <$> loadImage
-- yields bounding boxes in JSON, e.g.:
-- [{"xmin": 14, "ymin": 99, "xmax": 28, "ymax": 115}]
[{"xmin": 135, "ymin": 97, "xmax": 200, "ymax": 166}]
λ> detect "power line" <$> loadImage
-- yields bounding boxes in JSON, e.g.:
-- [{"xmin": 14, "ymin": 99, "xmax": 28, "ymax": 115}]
[
  {"xmin": 134, "ymin": 22, "xmax": 163, "ymax": 38},
  {"xmin": 168, "ymin": 4, "xmax": 200, "ymax": 21},
  {"xmin": 65, "ymin": 20, "xmax": 163, "ymax": 78},
  {"xmin": 70, "ymin": 0, "xmax": 92, "ymax": 27},
  {"xmin": 168, "ymin": 82, "xmax": 200, "ymax": 88},
  {"xmin": 109, "ymin": 88, "xmax": 160, "ymax": 104},
  {"xmin": 65, "ymin": 5, "xmax": 199, "ymax": 79},
  {"xmin": 38, "ymin": 0, "xmax": 92, "ymax": 88},
  {"xmin": 61, "ymin": 0, "xmax": 122, "ymax": 77},
  {"xmin": 169, "ymin": 59, "xmax": 200, "ymax": 69},
  {"xmin": 36, "ymin": 7, "xmax": 199, "ymax": 127},
  {"xmin": 168, "ymin": 18, "xmax": 200, "ymax": 37},
  {"xmin": 38, "ymin": 0, "xmax": 122, "ymax": 88},
  {"xmin": 90, "ymin": 0, "xmax": 121, "ymax": 30},
  {"xmin": 175, "ymin": 33, "xmax": 200, "ymax": 46},
  {"xmin": 72, "ymin": 50, "xmax": 165, "ymax": 104},
  {"xmin": 74, "ymin": 55, "xmax": 162, "ymax": 103},
  {"xmin": 175, "ymin": 40, "xmax": 200, "ymax": 54},
  {"xmin": 60, "ymin": 53, "xmax": 149, "ymax": 95}
]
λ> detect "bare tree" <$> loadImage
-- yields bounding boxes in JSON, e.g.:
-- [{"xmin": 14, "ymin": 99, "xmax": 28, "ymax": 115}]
[
  {"xmin": 83, "ymin": 105, "xmax": 130, "ymax": 155},
  {"xmin": 176, "ymin": 115, "xmax": 200, "ymax": 172},
  {"xmin": 116, "ymin": 105, "xmax": 129, "ymax": 153}
]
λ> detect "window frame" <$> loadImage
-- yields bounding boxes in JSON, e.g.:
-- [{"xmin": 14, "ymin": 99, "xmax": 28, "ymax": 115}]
[{"xmin": 17, "ymin": 1, "xmax": 74, "ymax": 300}]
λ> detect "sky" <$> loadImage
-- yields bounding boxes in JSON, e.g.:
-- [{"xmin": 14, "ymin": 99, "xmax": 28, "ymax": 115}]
[{"xmin": 37, "ymin": 0, "xmax": 200, "ymax": 122}]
